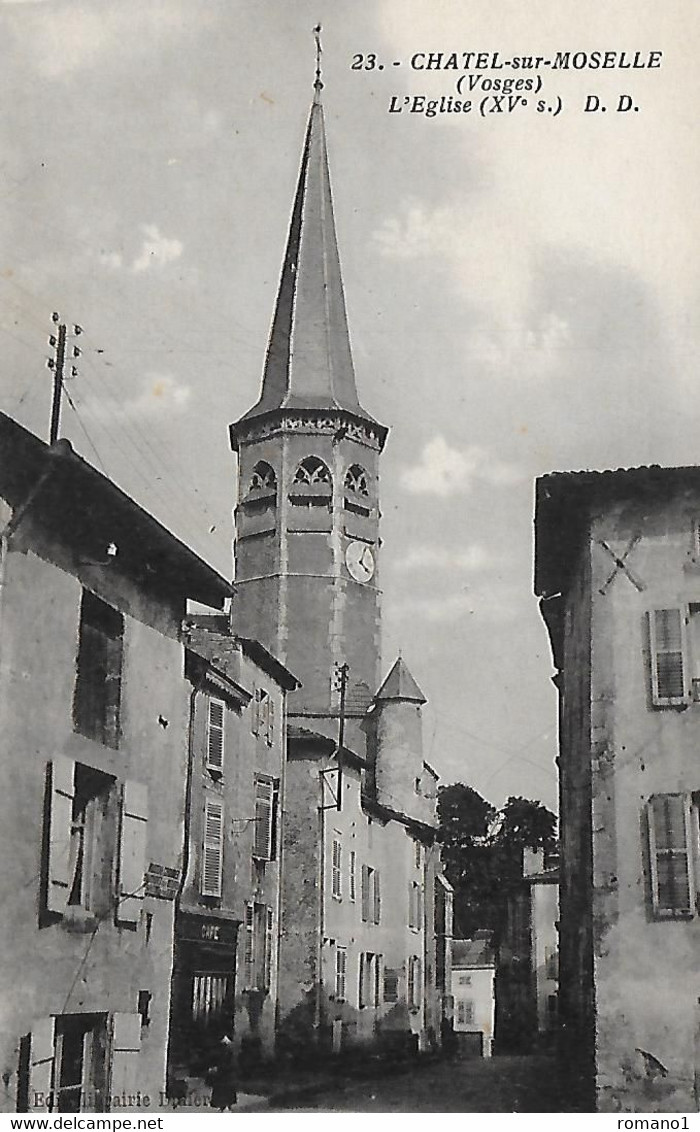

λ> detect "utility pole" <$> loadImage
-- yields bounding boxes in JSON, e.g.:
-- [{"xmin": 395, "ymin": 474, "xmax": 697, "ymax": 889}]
[
  {"xmin": 47, "ymin": 312, "xmax": 81, "ymax": 444},
  {"xmin": 334, "ymin": 660, "xmax": 349, "ymax": 751}
]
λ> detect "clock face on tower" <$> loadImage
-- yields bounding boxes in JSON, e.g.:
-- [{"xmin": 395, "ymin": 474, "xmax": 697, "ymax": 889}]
[{"xmin": 345, "ymin": 541, "xmax": 375, "ymax": 583}]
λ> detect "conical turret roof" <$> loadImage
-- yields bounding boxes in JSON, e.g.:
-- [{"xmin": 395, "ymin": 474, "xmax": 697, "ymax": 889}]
[{"xmin": 375, "ymin": 657, "xmax": 427, "ymax": 704}]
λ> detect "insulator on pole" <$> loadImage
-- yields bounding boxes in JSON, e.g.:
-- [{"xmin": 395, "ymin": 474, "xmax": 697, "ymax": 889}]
[
  {"xmin": 73, "ymin": 325, "xmax": 83, "ymax": 335},
  {"xmin": 46, "ymin": 358, "xmax": 55, "ymax": 369},
  {"xmin": 51, "ymin": 312, "xmax": 60, "ymax": 323},
  {"xmin": 48, "ymin": 335, "xmax": 57, "ymax": 347},
  {"xmin": 72, "ymin": 346, "xmax": 81, "ymax": 358}
]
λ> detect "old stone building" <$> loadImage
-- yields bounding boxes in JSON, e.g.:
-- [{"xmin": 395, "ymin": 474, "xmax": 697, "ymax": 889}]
[
  {"xmin": 535, "ymin": 466, "xmax": 700, "ymax": 1111},
  {"xmin": 167, "ymin": 620, "xmax": 297, "ymax": 1081},
  {"xmin": 0, "ymin": 413, "xmax": 230, "ymax": 1113},
  {"xmin": 228, "ymin": 80, "xmax": 449, "ymax": 1056}
]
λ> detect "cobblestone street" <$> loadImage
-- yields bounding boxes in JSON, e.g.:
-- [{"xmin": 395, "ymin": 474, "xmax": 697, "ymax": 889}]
[{"xmin": 264, "ymin": 1054, "xmax": 586, "ymax": 1113}]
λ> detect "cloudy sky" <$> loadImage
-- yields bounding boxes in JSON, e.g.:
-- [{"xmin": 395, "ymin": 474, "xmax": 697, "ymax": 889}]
[{"xmin": 2, "ymin": 0, "xmax": 699, "ymax": 812}]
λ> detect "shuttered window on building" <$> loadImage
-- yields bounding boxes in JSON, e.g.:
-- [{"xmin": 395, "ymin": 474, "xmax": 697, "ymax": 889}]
[
  {"xmin": 373, "ymin": 870, "xmax": 381, "ymax": 924},
  {"xmin": 648, "ymin": 608, "xmax": 689, "ymax": 706},
  {"xmin": 253, "ymin": 774, "xmax": 274, "ymax": 860},
  {"xmin": 335, "ymin": 946, "xmax": 347, "ymax": 1002},
  {"xmin": 206, "ymin": 698, "xmax": 225, "ymax": 773},
  {"xmin": 407, "ymin": 955, "xmax": 422, "ymax": 1010},
  {"xmin": 383, "ymin": 968, "xmax": 400, "ymax": 1004},
  {"xmin": 361, "ymin": 865, "xmax": 371, "ymax": 922},
  {"xmin": 243, "ymin": 902, "xmax": 255, "ymax": 987},
  {"xmin": 349, "ymin": 850, "xmax": 356, "ymax": 902},
  {"xmin": 201, "ymin": 796, "xmax": 224, "ymax": 897},
  {"xmin": 332, "ymin": 837, "xmax": 342, "ymax": 899},
  {"xmin": 647, "ymin": 793, "xmax": 695, "ymax": 918}
]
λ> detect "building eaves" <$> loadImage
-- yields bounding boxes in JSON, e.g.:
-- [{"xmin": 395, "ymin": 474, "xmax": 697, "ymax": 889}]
[
  {"xmin": 236, "ymin": 637, "xmax": 300, "ymax": 692},
  {"xmin": 0, "ymin": 413, "xmax": 231, "ymax": 609},
  {"xmin": 534, "ymin": 463, "xmax": 700, "ymax": 601}
]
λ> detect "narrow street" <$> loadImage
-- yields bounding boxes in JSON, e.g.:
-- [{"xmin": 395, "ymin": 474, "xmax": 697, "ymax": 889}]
[{"xmin": 265, "ymin": 1054, "xmax": 585, "ymax": 1113}]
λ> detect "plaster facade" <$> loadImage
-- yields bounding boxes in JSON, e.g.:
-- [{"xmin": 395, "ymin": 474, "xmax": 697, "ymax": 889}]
[{"xmin": 536, "ymin": 469, "xmax": 700, "ymax": 1111}]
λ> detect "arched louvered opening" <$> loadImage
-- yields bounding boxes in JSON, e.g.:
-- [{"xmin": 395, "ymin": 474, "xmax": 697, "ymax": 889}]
[
  {"xmin": 249, "ymin": 461, "xmax": 277, "ymax": 493},
  {"xmin": 344, "ymin": 463, "xmax": 372, "ymax": 518},
  {"xmin": 289, "ymin": 456, "xmax": 333, "ymax": 508}
]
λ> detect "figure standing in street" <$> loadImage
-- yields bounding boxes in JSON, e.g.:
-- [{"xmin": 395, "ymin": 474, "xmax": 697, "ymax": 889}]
[{"xmin": 209, "ymin": 1033, "xmax": 238, "ymax": 1111}]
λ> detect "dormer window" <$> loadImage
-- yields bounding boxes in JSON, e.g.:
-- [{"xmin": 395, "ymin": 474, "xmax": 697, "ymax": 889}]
[{"xmin": 290, "ymin": 457, "xmax": 332, "ymax": 507}]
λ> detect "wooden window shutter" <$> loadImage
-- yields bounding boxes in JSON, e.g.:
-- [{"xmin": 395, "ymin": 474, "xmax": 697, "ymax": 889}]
[
  {"xmin": 264, "ymin": 907, "xmax": 274, "ymax": 990},
  {"xmin": 383, "ymin": 969, "xmax": 400, "ymax": 1004},
  {"xmin": 266, "ymin": 697, "xmax": 275, "ymax": 747},
  {"xmin": 117, "ymin": 781, "xmax": 148, "ymax": 924},
  {"xmin": 647, "ymin": 793, "xmax": 695, "ymax": 917},
  {"xmin": 373, "ymin": 870, "xmax": 381, "ymax": 924},
  {"xmin": 332, "ymin": 838, "xmax": 342, "ymax": 899},
  {"xmin": 253, "ymin": 775, "xmax": 274, "ymax": 860},
  {"xmin": 251, "ymin": 688, "xmax": 260, "ymax": 737},
  {"xmin": 358, "ymin": 953, "xmax": 366, "ymax": 1008},
  {"xmin": 648, "ymin": 608, "xmax": 689, "ymax": 706},
  {"xmin": 361, "ymin": 865, "xmax": 370, "ymax": 922},
  {"xmin": 201, "ymin": 796, "xmax": 224, "ymax": 897},
  {"xmin": 408, "ymin": 882, "xmax": 415, "ymax": 929},
  {"xmin": 47, "ymin": 757, "xmax": 75, "ymax": 915},
  {"xmin": 243, "ymin": 902, "xmax": 255, "ymax": 987},
  {"xmin": 110, "ymin": 1013, "xmax": 141, "ymax": 1103},
  {"xmin": 206, "ymin": 698, "xmax": 225, "ymax": 772},
  {"xmin": 28, "ymin": 1018, "xmax": 55, "ymax": 1112},
  {"xmin": 374, "ymin": 955, "xmax": 383, "ymax": 1008},
  {"xmin": 349, "ymin": 851, "xmax": 356, "ymax": 902}
]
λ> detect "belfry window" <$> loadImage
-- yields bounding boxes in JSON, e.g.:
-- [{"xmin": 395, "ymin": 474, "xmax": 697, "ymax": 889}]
[
  {"xmin": 293, "ymin": 456, "xmax": 331, "ymax": 487},
  {"xmin": 344, "ymin": 465, "xmax": 369, "ymax": 497},
  {"xmin": 249, "ymin": 462, "xmax": 277, "ymax": 493},
  {"xmin": 289, "ymin": 457, "xmax": 333, "ymax": 508},
  {"xmin": 343, "ymin": 464, "xmax": 371, "ymax": 517}
]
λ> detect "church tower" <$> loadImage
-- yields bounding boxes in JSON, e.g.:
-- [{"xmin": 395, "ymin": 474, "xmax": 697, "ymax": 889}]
[{"xmin": 229, "ymin": 74, "xmax": 388, "ymax": 740}]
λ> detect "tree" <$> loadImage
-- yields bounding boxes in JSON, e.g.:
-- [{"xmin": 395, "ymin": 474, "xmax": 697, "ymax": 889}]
[{"xmin": 437, "ymin": 785, "xmax": 556, "ymax": 940}]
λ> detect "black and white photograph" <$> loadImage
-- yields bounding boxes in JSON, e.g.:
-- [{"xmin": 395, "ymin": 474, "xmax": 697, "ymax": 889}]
[{"xmin": 0, "ymin": 0, "xmax": 697, "ymax": 1116}]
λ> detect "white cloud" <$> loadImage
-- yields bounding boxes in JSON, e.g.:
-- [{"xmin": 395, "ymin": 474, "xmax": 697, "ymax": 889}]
[
  {"xmin": 132, "ymin": 225, "xmax": 183, "ymax": 274},
  {"xmin": 395, "ymin": 544, "xmax": 492, "ymax": 572},
  {"xmin": 85, "ymin": 374, "xmax": 190, "ymax": 421},
  {"xmin": 374, "ymin": 202, "xmax": 455, "ymax": 261},
  {"xmin": 99, "ymin": 250, "xmax": 123, "ymax": 270},
  {"xmin": 400, "ymin": 436, "xmax": 522, "ymax": 497}
]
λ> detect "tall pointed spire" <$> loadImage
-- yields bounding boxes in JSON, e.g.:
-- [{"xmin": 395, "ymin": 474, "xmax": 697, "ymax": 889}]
[{"xmin": 233, "ymin": 29, "xmax": 380, "ymax": 432}]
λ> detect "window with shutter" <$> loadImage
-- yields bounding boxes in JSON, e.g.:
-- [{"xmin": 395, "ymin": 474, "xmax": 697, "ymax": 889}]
[
  {"xmin": 648, "ymin": 608, "xmax": 689, "ymax": 706},
  {"xmin": 206, "ymin": 698, "xmax": 225, "ymax": 773},
  {"xmin": 117, "ymin": 780, "xmax": 148, "ymax": 923},
  {"xmin": 109, "ymin": 1013, "xmax": 140, "ymax": 1106},
  {"xmin": 349, "ymin": 850, "xmax": 356, "ymax": 902},
  {"xmin": 46, "ymin": 757, "xmax": 75, "ymax": 915},
  {"xmin": 264, "ymin": 907, "xmax": 274, "ymax": 991},
  {"xmin": 407, "ymin": 956, "xmax": 422, "ymax": 1010},
  {"xmin": 335, "ymin": 946, "xmax": 347, "ymax": 1002},
  {"xmin": 28, "ymin": 1018, "xmax": 55, "ymax": 1113},
  {"xmin": 647, "ymin": 793, "xmax": 695, "ymax": 917},
  {"xmin": 331, "ymin": 837, "xmax": 342, "ymax": 900},
  {"xmin": 383, "ymin": 969, "xmax": 400, "ymax": 1004},
  {"xmin": 373, "ymin": 870, "xmax": 381, "ymax": 924},
  {"xmin": 361, "ymin": 865, "xmax": 371, "ymax": 923},
  {"xmin": 358, "ymin": 953, "xmax": 367, "ymax": 1008},
  {"xmin": 201, "ymin": 796, "xmax": 224, "ymax": 897},
  {"xmin": 253, "ymin": 775, "xmax": 274, "ymax": 860},
  {"xmin": 374, "ymin": 954, "xmax": 383, "ymax": 1008},
  {"xmin": 266, "ymin": 697, "xmax": 274, "ymax": 747},
  {"xmin": 242, "ymin": 902, "xmax": 255, "ymax": 988}
]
